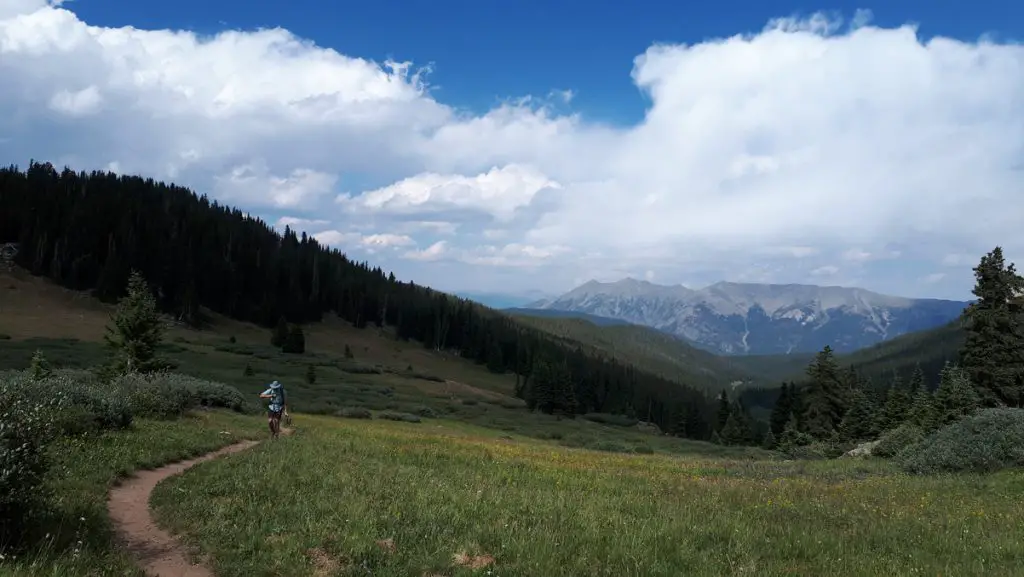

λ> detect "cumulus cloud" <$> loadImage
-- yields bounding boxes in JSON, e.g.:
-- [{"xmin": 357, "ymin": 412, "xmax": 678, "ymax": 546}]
[{"xmin": 1, "ymin": 3, "xmax": 1022, "ymax": 298}]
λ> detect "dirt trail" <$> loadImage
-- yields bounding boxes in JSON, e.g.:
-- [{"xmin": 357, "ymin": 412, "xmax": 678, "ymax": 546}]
[{"xmin": 107, "ymin": 430, "xmax": 292, "ymax": 577}]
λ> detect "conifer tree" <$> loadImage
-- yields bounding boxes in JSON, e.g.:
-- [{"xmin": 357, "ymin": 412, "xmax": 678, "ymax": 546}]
[
  {"xmin": 875, "ymin": 372, "xmax": 911, "ymax": 432},
  {"xmin": 906, "ymin": 388, "xmax": 937, "ymax": 432},
  {"xmin": 801, "ymin": 346, "xmax": 845, "ymax": 438},
  {"xmin": 282, "ymin": 324, "xmax": 306, "ymax": 354},
  {"xmin": 305, "ymin": 363, "xmax": 317, "ymax": 385},
  {"xmin": 908, "ymin": 364, "xmax": 925, "ymax": 394},
  {"xmin": 716, "ymin": 390, "xmax": 731, "ymax": 432},
  {"xmin": 103, "ymin": 270, "xmax": 168, "ymax": 376},
  {"xmin": 769, "ymin": 384, "xmax": 792, "ymax": 436},
  {"xmin": 838, "ymin": 388, "xmax": 875, "ymax": 442},
  {"xmin": 243, "ymin": 362, "xmax": 254, "ymax": 377},
  {"xmin": 761, "ymin": 428, "xmax": 777, "ymax": 450},
  {"xmin": 960, "ymin": 247, "xmax": 1024, "ymax": 406},
  {"xmin": 271, "ymin": 315, "xmax": 289, "ymax": 348},
  {"xmin": 932, "ymin": 362, "xmax": 980, "ymax": 426},
  {"xmin": 29, "ymin": 349, "xmax": 51, "ymax": 380}
]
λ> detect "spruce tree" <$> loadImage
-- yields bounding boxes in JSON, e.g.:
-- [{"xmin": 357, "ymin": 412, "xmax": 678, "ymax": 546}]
[
  {"xmin": 908, "ymin": 364, "xmax": 925, "ymax": 394},
  {"xmin": 282, "ymin": 324, "xmax": 306, "ymax": 354},
  {"xmin": 801, "ymin": 346, "xmax": 844, "ymax": 438},
  {"xmin": 29, "ymin": 349, "xmax": 51, "ymax": 380},
  {"xmin": 305, "ymin": 363, "xmax": 317, "ymax": 385},
  {"xmin": 243, "ymin": 362, "xmax": 254, "ymax": 377},
  {"xmin": 932, "ymin": 362, "xmax": 980, "ymax": 427},
  {"xmin": 761, "ymin": 428, "xmax": 777, "ymax": 450},
  {"xmin": 271, "ymin": 315, "xmax": 289, "ymax": 348},
  {"xmin": 716, "ymin": 390, "xmax": 731, "ymax": 432},
  {"xmin": 906, "ymin": 388, "xmax": 938, "ymax": 432},
  {"xmin": 103, "ymin": 270, "xmax": 168, "ymax": 376},
  {"xmin": 838, "ymin": 387, "xmax": 875, "ymax": 442},
  {"xmin": 769, "ymin": 384, "xmax": 792, "ymax": 436},
  {"xmin": 875, "ymin": 373, "xmax": 911, "ymax": 432},
  {"xmin": 960, "ymin": 247, "xmax": 1024, "ymax": 406}
]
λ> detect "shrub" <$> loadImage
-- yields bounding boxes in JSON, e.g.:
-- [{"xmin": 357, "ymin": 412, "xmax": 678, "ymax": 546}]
[
  {"xmin": 335, "ymin": 407, "xmax": 372, "ymax": 419},
  {"xmin": 582, "ymin": 413, "xmax": 639, "ymax": 428},
  {"xmin": 114, "ymin": 373, "xmax": 253, "ymax": 419},
  {"xmin": 874, "ymin": 424, "xmax": 925, "ymax": 458},
  {"xmin": 378, "ymin": 411, "xmax": 421, "ymax": 423},
  {"xmin": 899, "ymin": 408, "xmax": 1024, "ymax": 474},
  {"xmin": 408, "ymin": 405, "xmax": 438, "ymax": 418},
  {"xmin": 0, "ymin": 373, "xmax": 69, "ymax": 546}
]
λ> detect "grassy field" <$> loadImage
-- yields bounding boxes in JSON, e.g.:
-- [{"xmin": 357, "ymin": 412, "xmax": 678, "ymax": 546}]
[
  {"xmin": 0, "ymin": 410, "xmax": 265, "ymax": 576},
  {"xmin": 151, "ymin": 414, "xmax": 1024, "ymax": 577}
]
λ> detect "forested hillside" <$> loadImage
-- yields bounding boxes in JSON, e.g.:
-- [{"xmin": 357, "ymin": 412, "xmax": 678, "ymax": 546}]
[
  {"xmin": 508, "ymin": 312, "xmax": 751, "ymax": 390},
  {"xmin": 0, "ymin": 161, "xmax": 714, "ymax": 438}
]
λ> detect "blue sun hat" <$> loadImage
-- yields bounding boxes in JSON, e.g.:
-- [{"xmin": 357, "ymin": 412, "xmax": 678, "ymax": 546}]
[{"xmin": 270, "ymin": 381, "xmax": 281, "ymax": 389}]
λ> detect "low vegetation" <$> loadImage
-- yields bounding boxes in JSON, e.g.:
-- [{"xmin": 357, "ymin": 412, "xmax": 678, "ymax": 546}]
[{"xmin": 151, "ymin": 415, "xmax": 1024, "ymax": 577}]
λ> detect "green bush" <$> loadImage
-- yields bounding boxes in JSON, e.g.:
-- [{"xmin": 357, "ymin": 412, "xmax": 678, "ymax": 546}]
[
  {"xmin": 378, "ymin": 411, "xmax": 421, "ymax": 423},
  {"xmin": 899, "ymin": 408, "xmax": 1024, "ymax": 474},
  {"xmin": 114, "ymin": 373, "xmax": 253, "ymax": 418},
  {"xmin": 0, "ymin": 373, "xmax": 69, "ymax": 546},
  {"xmin": 408, "ymin": 405, "xmax": 438, "ymax": 418},
  {"xmin": 335, "ymin": 407, "xmax": 373, "ymax": 419},
  {"xmin": 874, "ymin": 424, "xmax": 925, "ymax": 458},
  {"xmin": 582, "ymin": 413, "xmax": 639, "ymax": 427}
]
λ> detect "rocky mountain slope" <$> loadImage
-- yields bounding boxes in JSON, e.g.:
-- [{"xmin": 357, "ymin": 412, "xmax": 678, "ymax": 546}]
[{"xmin": 527, "ymin": 278, "xmax": 969, "ymax": 355}]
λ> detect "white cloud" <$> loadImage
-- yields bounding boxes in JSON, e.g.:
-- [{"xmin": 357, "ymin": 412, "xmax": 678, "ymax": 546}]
[
  {"xmin": 404, "ymin": 240, "xmax": 448, "ymax": 261},
  {"xmin": 337, "ymin": 164, "xmax": 559, "ymax": 221},
  {"xmin": 922, "ymin": 272, "xmax": 946, "ymax": 284},
  {"xmin": 1, "ymin": 4, "xmax": 1022, "ymax": 299},
  {"xmin": 810, "ymin": 265, "xmax": 840, "ymax": 277}
]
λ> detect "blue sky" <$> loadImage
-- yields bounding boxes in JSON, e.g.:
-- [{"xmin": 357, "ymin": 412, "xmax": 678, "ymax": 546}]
[
  {"xmin": 72, "ymin": 0, "xmax": 1022, "ymax": 125},
  {"xmin": 2, "ymin": 0, "xmax": 1023, "ymax": 303}
]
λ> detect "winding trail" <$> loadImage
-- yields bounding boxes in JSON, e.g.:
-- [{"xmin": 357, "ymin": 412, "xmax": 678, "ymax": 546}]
[{"xmin": 107, "ymin": 430, "xmax": 292, "ymax": 577}]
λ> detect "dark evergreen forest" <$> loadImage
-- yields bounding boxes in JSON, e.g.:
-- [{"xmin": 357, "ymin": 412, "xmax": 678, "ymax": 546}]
[{"xmin": 0, "ymin": 161, "xmax": 716, "ymax": 438}]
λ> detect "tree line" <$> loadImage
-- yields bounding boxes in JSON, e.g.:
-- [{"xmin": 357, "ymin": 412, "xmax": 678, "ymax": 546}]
[{"xmin": 0, "ymin": 161, "xmax": 715, "ymax": 438}]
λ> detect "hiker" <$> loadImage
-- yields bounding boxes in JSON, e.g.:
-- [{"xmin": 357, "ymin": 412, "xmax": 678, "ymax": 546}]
[{"xmin": 259, "ymin": 380, "xmax": 287, "ymax": 439}]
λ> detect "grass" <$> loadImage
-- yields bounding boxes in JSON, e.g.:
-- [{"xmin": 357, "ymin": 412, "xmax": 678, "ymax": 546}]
[
  {"xmin": 0, "ymin": 410, "xmax": 264, "ymax": 576},
  {"xmin": 151, "ymin": 415, "xmax": 1024, "ymax": 577}
]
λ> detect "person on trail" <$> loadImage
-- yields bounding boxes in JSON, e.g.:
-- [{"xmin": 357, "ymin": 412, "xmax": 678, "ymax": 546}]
[{"xmin": 259, "ymin": 381, "xmax": 287, "ymax": 439}]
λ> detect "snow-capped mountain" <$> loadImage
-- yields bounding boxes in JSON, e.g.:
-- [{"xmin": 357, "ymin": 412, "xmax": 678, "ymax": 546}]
[{"xmin": 527, "ymin": 278, "xmax": 969, "ymax": 355}]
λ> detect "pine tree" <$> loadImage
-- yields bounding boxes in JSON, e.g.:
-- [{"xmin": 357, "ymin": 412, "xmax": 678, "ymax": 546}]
[
  {"xmin": 761, "ymin": 429, "xmax": 777, "ymax": 450},
  {"xmin": 769, "ymin": 383, "xmax": 792, "ymax": 436},
  {"xmin": 801, "ymin": 346, "xmax": 845, "ymax": 438},
  {"xmin": 305, "ymin": 363, "xmax": 317, "ymax": 385},
  {"xmin": 103, "ymin": 270, "xmax": 168, "ymax": 376},
  {"xmin": 716, "ymin": 390, "xmax": 731, "ymax": 432},
  {"xmin": 838, "ymin": 387, "xmax": 875, "ymax": 442},
  {"xmin": 243, "ymin": 362, "xmax": 254, "ymax": 377},
  {"xmin": 271, "ymin": 315, "xmax": 289, "ymax": 348},
  {"xmin": 29, "ymin": 349, "xmax": 51, "ymax": 380},
  {"xmin": 906, "ymin": 388, "xmax": 938, "ymax": 432},
  {"xmin": 720, "ymin": 413, "xmax": 745, "ymax": 445},
  {"xmin": 875, "ymin": 373, "xmax": 912, "ymax": 433},
  {"xmin": 932, "ymin": 362, "xmax": 980, "ymax": 427},
  {"xmin": 909, "ymin": 364, "xmax": 925, "ymax": 393},
  {"xmin": 486, "ymin": 338, "xmax": 504, "ymax": 374},
  {"xmin": 282, "ymin": 324, "xmax": 305, "ymax": 354},
  {"xmin": 960, "ymin": 247, "xmax": 1024, "ymax": 406}
]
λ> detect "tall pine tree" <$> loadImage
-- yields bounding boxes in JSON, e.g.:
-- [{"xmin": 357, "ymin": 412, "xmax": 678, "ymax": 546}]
[
  {"xmin": 960, "ymin": 247, "xmax": 1024, "ymax": 406},
  {"xmin": 102, "ymin": 270, "xmax": 169, "ymax": 376}
]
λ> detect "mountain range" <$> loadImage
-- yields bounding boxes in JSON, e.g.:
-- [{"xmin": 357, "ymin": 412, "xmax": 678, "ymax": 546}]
[{"xmin": 525, "ymin": 278, "xmax": 970, "ymax": 356}]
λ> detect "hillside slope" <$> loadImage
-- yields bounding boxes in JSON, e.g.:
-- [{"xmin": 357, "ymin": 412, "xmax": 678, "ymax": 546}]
[
  {"xmin": 507, "ymin": 312, "xmax": 753, "ymax": 391},
  {"xmin": 534, "ymin": 278, "xmax": 968, "ymax": 355}
]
